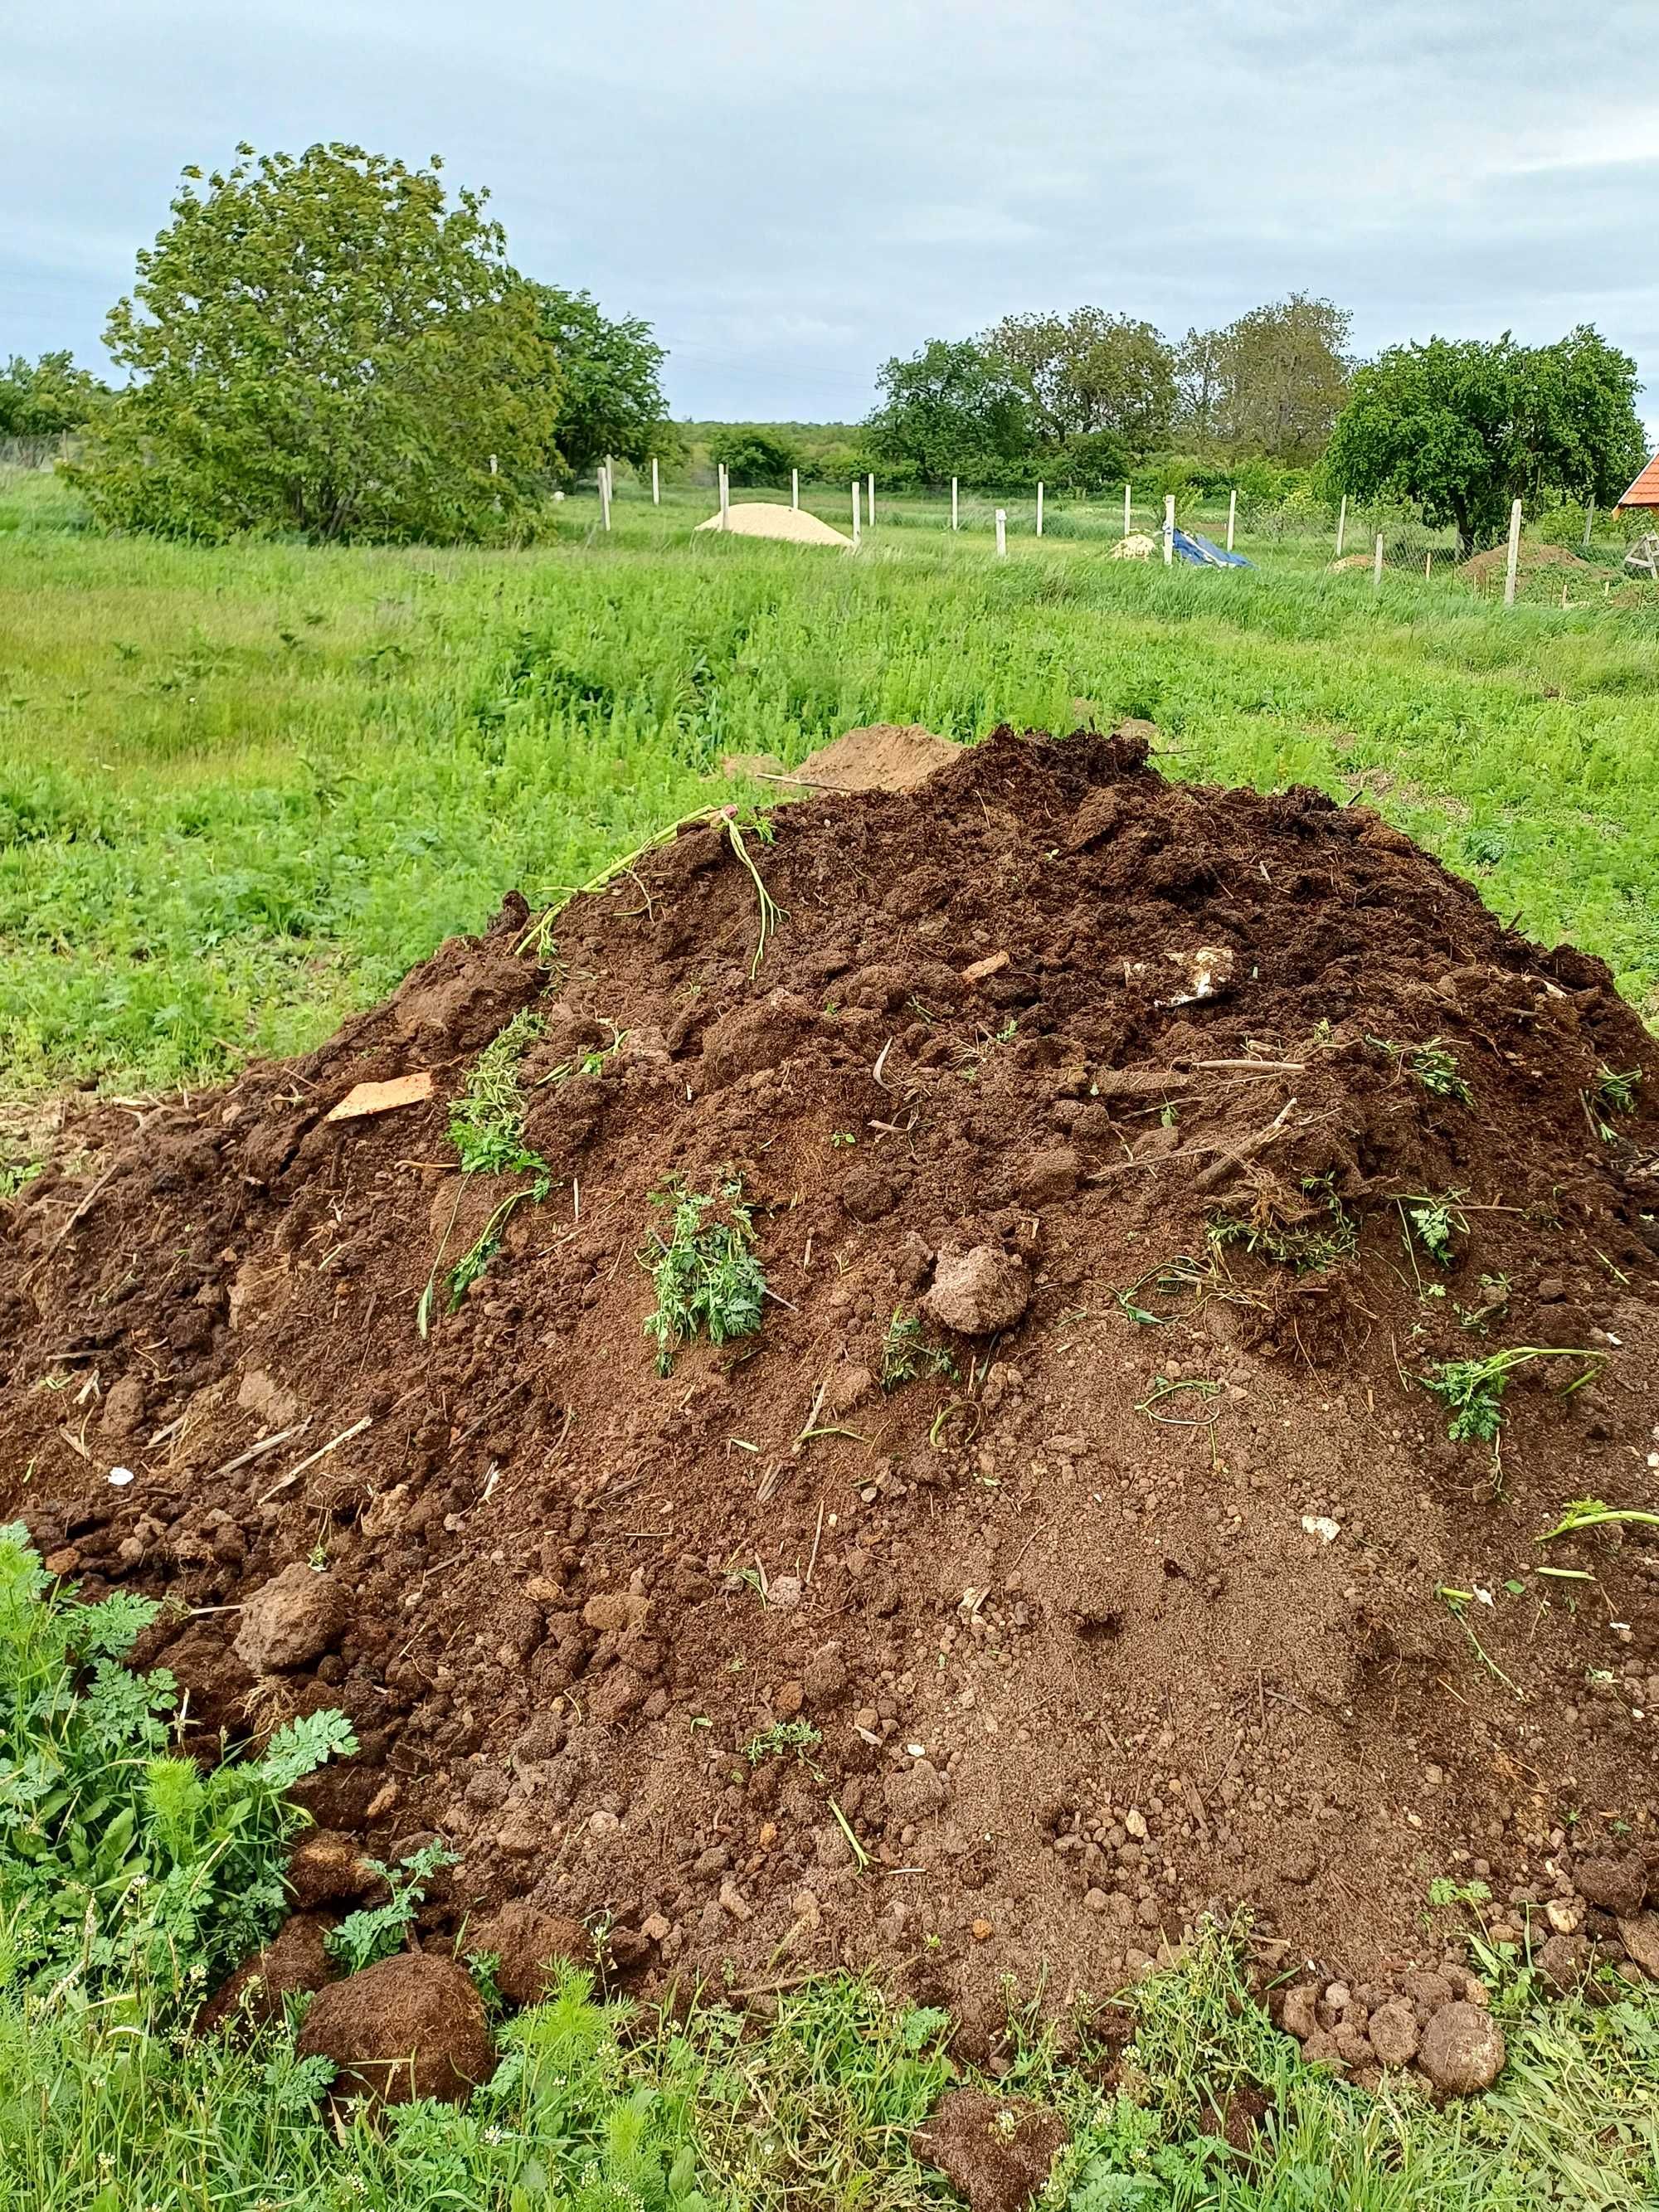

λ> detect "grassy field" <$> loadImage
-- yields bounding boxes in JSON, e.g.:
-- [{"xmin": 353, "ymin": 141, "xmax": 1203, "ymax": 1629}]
[{"xmin": 2, "ymin": 467, "xmax": 1657, "ymax": 1116}]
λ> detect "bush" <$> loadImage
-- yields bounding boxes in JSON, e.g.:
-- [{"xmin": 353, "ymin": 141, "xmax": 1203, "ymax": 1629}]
[{"xmin": 706, "ymin": 426, "xmax": 802, "ymax": 488}]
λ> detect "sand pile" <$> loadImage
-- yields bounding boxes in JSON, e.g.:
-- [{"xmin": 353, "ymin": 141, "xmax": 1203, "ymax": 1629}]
[
  {"xmin": 694, "ymin": 502, "xmax": 853, "ymax": 547},
  {"xmin": 6, "ymin": 727, "xmax": 1658, "ymax": 2070}
]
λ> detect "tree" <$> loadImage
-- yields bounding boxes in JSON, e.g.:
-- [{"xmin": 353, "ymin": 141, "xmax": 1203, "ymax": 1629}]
[
  {"xmin": 531, "ymin": 285, "xmax": 672, "ymax": 476},
  {"xmin": 0, "ymin": 352, "xmax": 109, "ymax": 438},
  {"xmin": 71, "ymin": 143, "xmax": 559, "ymax": 542},
  {"xmin": 864, "ymin": 338, "xmax": 1033, "ymax": 486},
  {"xmin": 980, "ymin": 309, "xmax": 1175, "ymax": 454},
  {"xmin": 1179, "ymin": 295, "xmax": 1351, "ymax": 459},
  {"xmin": 1327, "ymin": 326, "xmax": 1647, "ymax": 555},
  {"xmin": 706, "ymin": 425, "xmax": 801, "ymax": 486}
]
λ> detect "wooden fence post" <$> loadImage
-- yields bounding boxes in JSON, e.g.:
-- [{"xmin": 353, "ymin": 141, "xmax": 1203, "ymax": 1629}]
[
  {"xmin": 1504, "ymin": 498, "xmax": 1523, "ymax": 607},
  {"xmin": 718, "ymin": 463, "xmax": 730, "ymax": 530},
  {"xmin": 995, "ymin": 508, "xmax": 1007, "ymax": 558},
  {"xmin": 867, "ymin": 472, "xmax": 875, "ymax": 529},
  {"xmin": 600, "ymin": 464, "xmax": 611, "ymax": 531},
  {"xmin": 1335, "ymin": 494, "xmax": 1347, "ymax": 558},
  {"xmin": 791, "ymin": 469, "xmax": 799, "ymax": 511},
  {"xmin": 1226, "ymin": 489, "xmax": 1237, "ymax": 552},
  {"xmin": 651, "ymin": 456, "xmax": 660, "ymax": 505},
  {"xmin": 1036, "ymin": 482, "xmax": 1044, "ymax": 537},
  {"xmin": 951, "ymin": 477, "xmax": 959, "ymax": 532},
  {"xmin": 1163, "ymin": 494, "xmax": 1175, "ymax": 566},
  {"xmin": 1424, "ymin": 548, "xmax": 1433, "ymax": 578}
]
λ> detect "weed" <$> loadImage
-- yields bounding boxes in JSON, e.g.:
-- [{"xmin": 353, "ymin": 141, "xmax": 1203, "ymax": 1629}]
[
  {"xmin": 742, "ymin": 1719, "xmax": 823, "ymax": 1767},
  {"xmin": 1370, "ymin": 1034, "xmax": 1472, "ymax": 1101},
  {"xmin": 1209, "ymin": 1173, "xmax": 1358, "ymax": 1271},
  {"xmin": 1536, "ymin": 1496, "xmax": 1659, "ymax": 1543},
  {"xmin": 325, "ymin": 1841, "xmax": 457, "ymax": 1971},
  {"xmin": 0, "ymin": 1155, "xmax": 41, "ymax": 1201},
  {"xmin": 1595, "ymin": 1064, "xmax": 1642, "ymax": 1115},
  {"xmin": 1420, "ymin": 1346, "xmax": 1601, "ymax": 1442},
  {"xmin": 0, "ymin": 1523, "xmax": 354, "ymax": 2002},
  {"xmin": 1399, "ymin": 1190, "xmax": 1467, "ymax": 1265},
  {"xmin": 878, "ymin": 1310, "xmax": 957, "ymax": 1391},
  {"xmin": 829, "ymin": 1130, "xmax": 858, "ymax": 1148},
  {"xmin": 1428, "ymin": 1874, "xmax": 1494, "ymax": 1908},
  {"xmin": 448, "ymin": 1007, "xmax": 547, "ymax": 1177},
  {"xmin": 641, "ymin": 1179, "xmax": 766, "ymax": 1373}
]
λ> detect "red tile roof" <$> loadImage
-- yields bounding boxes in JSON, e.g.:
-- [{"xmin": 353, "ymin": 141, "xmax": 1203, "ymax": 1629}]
[{"xmin": 1614, "ymin": 453, "xmax": 1659, "ymax": 508}]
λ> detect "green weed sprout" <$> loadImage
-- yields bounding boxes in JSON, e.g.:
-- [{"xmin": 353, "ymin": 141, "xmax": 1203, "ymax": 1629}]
[
  {"xmin": 325, "ymin": 1841, "xmax": 457, "ymax": 1971},
  {"xmin": 1369, "ymin": 1034, "xmax": 1472, "ymax": 1102},
  {"xmin": 1399, "ymin": 1192, "xmax": 1467, "ymax": 1266},
  {"xmin": 448, "ymin": 1007, "xmax": 547, "ymax": 1177},
  {"xmin": 879, "ymin": 1310, "xmax": 957, "ymax": 1391},
  {"xmin": 1536, "ymin": 1496, "xmax": 1659, "ymax": 1544},
  {"xmin": 642, "ymin": 1180, "xmax": 766, "ymax": 1373},
  {"xmin": 1208, "ymin": 1174, "xmax": 1357, "ymax": 1273},
  {"xmin": 1594, "ymin": 1065, "xmax": 1642, "ymax": 1116},
  {"xmin": 742, "ymin": 1719, "xmax": 823, "ymax": 1766},
  {"xmin": 1421, "ymin": 1347, "xmax": 1599, "ymax": 1442}
]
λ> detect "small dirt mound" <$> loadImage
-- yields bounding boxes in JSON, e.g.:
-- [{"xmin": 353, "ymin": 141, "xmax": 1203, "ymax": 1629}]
[
  {"xmin": 694, "ymin": 502, "xmax": 852, "ymax": 547},
  {"xmin": 5, "ymin": 727, "xmax": 1658, "ymax": 2039},
  {"xmin": 1457, "ymin": 540, "xmax": 1595, "ymax": 587},
  {"xmin": 295, "ymin": 1951, "xmax": 494, "ymax": 2106}
]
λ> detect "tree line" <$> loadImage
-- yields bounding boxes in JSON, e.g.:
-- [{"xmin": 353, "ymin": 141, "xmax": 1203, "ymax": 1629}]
[{"xmin": 4, "ymin": 139, "xmax": 1650, "ymax": 554}]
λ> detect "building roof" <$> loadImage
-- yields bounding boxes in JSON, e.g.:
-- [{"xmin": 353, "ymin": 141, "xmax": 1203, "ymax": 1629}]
[{"xmin": 1614, "ymin": 453, "xmax": 1659, "ymax": 509}]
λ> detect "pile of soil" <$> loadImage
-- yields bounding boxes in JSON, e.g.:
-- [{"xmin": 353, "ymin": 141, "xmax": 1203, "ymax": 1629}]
[
  {"xmin": 1457, "ymin": 540, "xmax": 1596, "ymax": 588},
  {"xmin": 6, "ymin": 726, "xmax": 1659, "ymax": 2065},
  {"xmin": 694, "ymin": 502, "xmax": 853, "ymax": 548}
]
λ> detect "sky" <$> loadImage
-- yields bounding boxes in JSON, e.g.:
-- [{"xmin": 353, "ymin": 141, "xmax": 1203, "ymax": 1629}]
[{"xmin": 6, "ymin": 1, "xmax": 1659, "ymax": 430}]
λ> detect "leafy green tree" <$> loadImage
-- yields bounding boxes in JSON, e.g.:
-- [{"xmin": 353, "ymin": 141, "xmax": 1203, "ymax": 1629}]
[
  {"xmin": 530, "ymin": 284, "xmax": 672, "ymax": 476},
  {"xmin": 71, "ymin": 143, "xmax": 558, "ymax": 542},
  {"xmin": 864, "ymin": 337, "xmax": 1034, "ymax": 486},
  {"xmin": 1181, "ymin": 295, "xmax": 1351, "ymax": 461},
  {"xmin": 707, "ymin": 425, "xmax": 801, "ymax": 486},
  {"xmin": 0, "ymin": 352, "xmax": 109, "ymax": 438},
  {"xmin": 1327, "ymin": 325, "xmax": 1646, "ymax": 555},
  {"xmin": 980, "ymin": 309, "xmax": 1175, "ymax": 454}
]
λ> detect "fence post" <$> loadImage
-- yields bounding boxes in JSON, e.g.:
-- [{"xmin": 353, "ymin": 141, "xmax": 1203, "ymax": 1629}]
[
  {"xmin": 719, "ymin": 463, "xmax": 730, "ymax": 530},
  {"xmin": 852, "ymin": 480, "xmax": 861, "ymax": 547},
  {"xmin": 600, "ymin": 464, "xmax": 611, "ymax": 531},
  {"xmin": 606, "ymin": 455, "xmax": 615, "ymax": 499},
  {"xmin": 1036, "ymin": 482, "xmax": 1044, "ymax": 537},
  {"xmin": 1424, "ymin": 548, "xmax": 1433, "ymax": 578},
  {"xmin": 791, "ymin": 468, "xmax": 799, "ymax": 511},
  {"xmin": 1583, "ymin": 499, "xmax": 1594, "ymax": 547},
  {"xmin": 1335, "ymin": 494, "xmax": 1347, "ymax": 558},
  {"xmin": 867, "ymin": 472, "xmax": 875, "ymax": 529},
  {"xmin": 1226, "ymin": 488, "xmax": 1237, "ymax": 553},
  {"xmin": 995, "ymin": 508, "xmax": 1007, "ymax": 558},
  {"xmin": 1123, "ymin": 481, "xmax": 1131, "ymax": 537},
  {"xmin": 951, "ymin": 477, "xmax": 959, "ymax": 532},
  {"xmin": 1163, "ymin": 494, "xmax": 1175, "ymax": 566},
  {"xmin": 1503, "ymin": 498, "xmax": 1523, "ymax": 607},
  {"xmin": 651, "ymin": 455, "xmax": 660, "ymax": 505},
  {"xmin": 1372, "ymin": 532, "xmax": 1384, "ymax": 591}
]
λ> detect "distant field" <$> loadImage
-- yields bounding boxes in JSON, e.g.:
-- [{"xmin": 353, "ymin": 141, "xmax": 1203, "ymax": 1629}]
[{"xmin": 2, "ymin": 467, "xmax": 1657, "ymax": 1110}]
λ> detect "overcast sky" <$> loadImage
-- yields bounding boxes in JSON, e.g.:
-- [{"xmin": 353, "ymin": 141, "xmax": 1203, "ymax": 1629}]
[{"xmin": 7, "ymin": 2, "xmax": 1658, "ymax": 428}]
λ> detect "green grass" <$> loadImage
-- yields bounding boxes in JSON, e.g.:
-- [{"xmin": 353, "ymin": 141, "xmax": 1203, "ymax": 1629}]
[{"xmin": 2, "ymin": 468, "xmax": 1658, "ymax": 1096}]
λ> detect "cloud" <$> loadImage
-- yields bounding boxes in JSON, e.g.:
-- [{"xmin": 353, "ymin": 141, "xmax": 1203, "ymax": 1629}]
[{"xmin": 3, "ymin": 0, "xmax": 1657, "ymax": 418}]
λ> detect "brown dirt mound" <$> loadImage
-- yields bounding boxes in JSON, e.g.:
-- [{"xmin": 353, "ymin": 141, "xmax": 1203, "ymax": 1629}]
[
  {"xmin": 1457, "ymin": 540, "xmax": 1595, "ymax": 585},
  {"xmin": 6, "ymin": 727, "xmax": 1659, "ymax": 2048}
]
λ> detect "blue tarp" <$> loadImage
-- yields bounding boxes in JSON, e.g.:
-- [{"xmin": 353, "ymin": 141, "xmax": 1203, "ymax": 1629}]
[{"xmin": 1171, "ymin": 527, "xmax": 1253, "ymax": 569}]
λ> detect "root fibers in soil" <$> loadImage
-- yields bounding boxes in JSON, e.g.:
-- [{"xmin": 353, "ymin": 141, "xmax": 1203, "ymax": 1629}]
[{"xmin": 5, "ymin": 726, "xmax": 1659, "ymax": 2053}]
